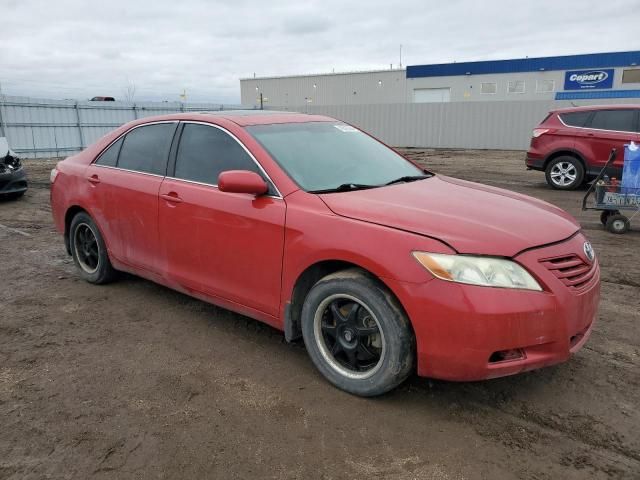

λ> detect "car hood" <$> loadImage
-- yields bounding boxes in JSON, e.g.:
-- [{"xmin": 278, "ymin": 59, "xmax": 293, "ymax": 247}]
[{"xmin": 318, "ymin": 175, "xmax": 580, "ymax": 257}]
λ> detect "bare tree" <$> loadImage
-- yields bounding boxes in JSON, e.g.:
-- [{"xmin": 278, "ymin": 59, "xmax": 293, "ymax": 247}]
[{"xmin": 122, "ymin": 80, "xmax": 136, "ymax": 103}]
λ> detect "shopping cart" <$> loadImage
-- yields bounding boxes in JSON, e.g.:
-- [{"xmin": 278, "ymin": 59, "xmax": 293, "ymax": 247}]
[{"xmin": 582, "ymin": 148, "xmax": 639, "ymax": 234}]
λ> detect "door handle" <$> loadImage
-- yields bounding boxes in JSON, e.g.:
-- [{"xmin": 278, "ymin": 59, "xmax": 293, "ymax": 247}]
[
  {"xmin": 87, "ymin": 174, "xmax": 100, "ymax": 184},
  {"xmin": 160, "ymin": 192, "xmax": 183, "ymax": 203}
]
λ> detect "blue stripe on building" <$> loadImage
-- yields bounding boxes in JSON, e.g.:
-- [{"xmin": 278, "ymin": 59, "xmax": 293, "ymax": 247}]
[
  {"xmin": 555, "ymin": 89, "xmax": 640, "ymax": 100},
  {"xmin": 407, "ymin": 51, "xmax": 640, "ymax": 78}
]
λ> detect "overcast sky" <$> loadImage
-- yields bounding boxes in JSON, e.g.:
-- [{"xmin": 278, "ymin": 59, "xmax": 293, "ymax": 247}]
[{"xmin": 1, "ymin": 0, "xmax": 638, "ymax": 103}]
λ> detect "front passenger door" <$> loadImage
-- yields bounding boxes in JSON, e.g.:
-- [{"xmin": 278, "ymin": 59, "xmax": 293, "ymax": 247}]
[{"xmin": 158, "ymin": 122, "xmax": 286, "ymax": 317}]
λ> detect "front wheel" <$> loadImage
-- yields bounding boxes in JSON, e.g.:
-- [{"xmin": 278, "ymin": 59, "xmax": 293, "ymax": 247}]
[
  {"xmin": 545, "ymin": 156, "xmax": 585, "ymax": 190},
  {"xmin": 69, "ymin": 212, "xmax": 117, "ymax": 284},
  {"xmin": 301, "ymin": 269, "xmax": 414, "ymax": 397}
]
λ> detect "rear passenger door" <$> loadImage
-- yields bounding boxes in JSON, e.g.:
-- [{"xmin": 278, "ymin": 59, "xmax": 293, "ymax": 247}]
[
  {"xmin": 158, "ymin": 122, "xmax": 286, "ymax": 317},
  {"xmin": 582, "ymin": 110, "xmax": 640, "ymax": 173},
  {"xmin": 90, "ymin": 121, "xmax": 178, "ymax": 273}
]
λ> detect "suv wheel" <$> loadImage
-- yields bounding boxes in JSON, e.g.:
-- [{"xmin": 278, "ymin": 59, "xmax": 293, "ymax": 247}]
[
  {"xmin": 301, "ymin": 269, "xmax": 414, "ymax": 397},
  {"xmin": 545, "ymin": 156, "xmax": 585, "ymax": 190}
]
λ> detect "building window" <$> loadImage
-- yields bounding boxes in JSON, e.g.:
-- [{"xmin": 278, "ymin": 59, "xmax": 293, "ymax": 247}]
[
  {"xmin": 536, "ymin": 80, "xmax": 555, "ymax": 93},
  {"xmin": 622, "ymin": 69, "xmax": 640, "ymax": 84},
  {"xmin": 508, "ymin": 80, "xmax": 525, "ymax": 94},
  {"xmin": 480, "ymin": 82, "xmax": 497, "ymax": 94}
]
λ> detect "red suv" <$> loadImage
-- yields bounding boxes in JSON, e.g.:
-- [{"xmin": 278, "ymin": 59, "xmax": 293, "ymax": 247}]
[{"xmin": 526, "ymin": 105, "xmax": 640, "ymax": 190}]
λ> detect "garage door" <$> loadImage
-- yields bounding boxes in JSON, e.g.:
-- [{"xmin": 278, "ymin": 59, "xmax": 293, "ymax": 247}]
[{"xmin": 413, "ymin": 88, "xmax": 451, "ymax": 103}]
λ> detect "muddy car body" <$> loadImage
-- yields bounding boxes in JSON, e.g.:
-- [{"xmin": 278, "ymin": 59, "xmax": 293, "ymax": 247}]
[{"xmin": 50, "ymin": 112, "xmax": 600, "ymax": 396}]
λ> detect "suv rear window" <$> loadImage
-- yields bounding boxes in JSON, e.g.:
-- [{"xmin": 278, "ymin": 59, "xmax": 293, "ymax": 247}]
[
  {"xmin": 559, "ymin": 111, "xmax": 591, "ymax": 127},
  {"xmin": 588, "ymin": 110, "xmax": 636, "ymax": 132}
]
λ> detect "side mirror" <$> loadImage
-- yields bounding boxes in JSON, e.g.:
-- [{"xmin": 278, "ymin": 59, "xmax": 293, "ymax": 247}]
[{"xmin": 218, "ymin": 170, "xmax": 268, "ymax": 196}]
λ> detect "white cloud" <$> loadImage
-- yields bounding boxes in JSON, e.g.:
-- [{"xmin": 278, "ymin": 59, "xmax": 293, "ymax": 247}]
[{"xmin": 0, "ymin": 0, "xmax": 638, "ymax": 103}]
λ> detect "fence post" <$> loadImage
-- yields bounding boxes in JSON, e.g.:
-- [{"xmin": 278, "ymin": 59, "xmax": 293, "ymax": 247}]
[{"xmin": 75, "ymin": 101, "xmax": 85, "ymax": 150}]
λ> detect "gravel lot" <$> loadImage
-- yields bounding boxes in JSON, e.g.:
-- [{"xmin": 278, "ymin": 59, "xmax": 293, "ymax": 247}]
[{"xmin": 1, "ymin": 149, "xmax": 639, "ymax": 479}]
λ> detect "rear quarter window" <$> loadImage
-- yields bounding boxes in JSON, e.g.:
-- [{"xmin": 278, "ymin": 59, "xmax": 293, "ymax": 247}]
[
  {"xmin": 95, "ymin": 137, "xmax": 123, "ymax": 167},
  {"xmin": 558, "ymin": 111, "xmax": 592, "ymax": 127}
]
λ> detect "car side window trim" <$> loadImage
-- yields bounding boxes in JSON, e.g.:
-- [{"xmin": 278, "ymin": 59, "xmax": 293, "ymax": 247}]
[
  {"xmin": 557, "ymin": 110, "xmax": 640, "ymax": 134},
  {"xmin": 91, "ymin": 120, "xmax": 179, "ymax": 176},
  {"xmin": 166, "ymin": 120, "xmax": 283, "ymax": 199}
]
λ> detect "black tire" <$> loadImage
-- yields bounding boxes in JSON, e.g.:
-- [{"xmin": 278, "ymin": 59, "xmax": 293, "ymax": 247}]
[
  {"xmin": 606, "ymin": 214, "xmax": 630, "ymax": 234},
  {"xmin": 69, "ymin": 212, "xmax": 117, "ymax": 284},
  {"xmin": 545, "ymin": 156, "xmax": 585, "ymax": 190},
  {"xmin": 600, "ymin": 210, "xmax": 619, "ymax": 226},
  {"xmin": 301, "ymin": 269, "xmax": 414, "ymax": 397}
]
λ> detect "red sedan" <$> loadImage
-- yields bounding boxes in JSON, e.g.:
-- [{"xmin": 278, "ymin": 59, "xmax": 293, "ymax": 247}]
[{"xmin": 50, "ymin": 112, "xmax": 600, "ymax": 396}]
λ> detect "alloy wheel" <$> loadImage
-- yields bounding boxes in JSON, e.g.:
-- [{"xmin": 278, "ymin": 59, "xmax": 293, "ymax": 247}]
[
  {"xmin": 313, "ymin": 294, "xmax": 386, "ymax": 380},
  {"xmin": 549, "ymin": 162, "xmax": 577, "ymax": 187},
  {"xmin": 73, "ymin": 223, "xmax": 100, "ymax": 274}
]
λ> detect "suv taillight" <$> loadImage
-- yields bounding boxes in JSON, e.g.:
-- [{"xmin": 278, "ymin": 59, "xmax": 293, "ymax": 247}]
[{"xmin": 532, "ymin": 128, "xmax": 550, "ymax": 138}]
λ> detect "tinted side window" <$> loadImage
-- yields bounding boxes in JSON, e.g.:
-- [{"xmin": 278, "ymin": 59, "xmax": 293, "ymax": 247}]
[
  {"xmin": 559, "ymin": 111, "xmax": 591, "ymax": 128},
  {"xmin": 588, "ymin": 110, "xmax": 636, "ymax": 132},
  {"xmin": 118, "ymin": 123, "xmax": 176, "ymax": 175},
  {"xmin": 95, "ymin": 137, "xmax": 123, "ymax": 167},
  {"xmin": 174, "ymin": 124, "xmax": 262, "ymax": 185}
]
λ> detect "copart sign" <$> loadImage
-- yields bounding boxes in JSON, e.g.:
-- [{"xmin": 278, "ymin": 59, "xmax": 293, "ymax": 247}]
[{"xmin": 564, "ymin": 69, "xmax": 614, "ymax": 90}]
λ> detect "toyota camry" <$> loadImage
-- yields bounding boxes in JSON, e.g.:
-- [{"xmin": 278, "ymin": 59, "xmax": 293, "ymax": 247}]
[{"xmin": 50, "ymin": 111, "xmax": 600, "ymax": 396}]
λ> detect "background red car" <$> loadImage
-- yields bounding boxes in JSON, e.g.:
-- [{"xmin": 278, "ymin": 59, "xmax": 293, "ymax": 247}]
[
  {"xmin": 50, "ymin": 112, "xmax": 600, "ymax": 396},
  {"xmin": 526, "ymin": 105, "xmax": 640, "ymax": 190}
]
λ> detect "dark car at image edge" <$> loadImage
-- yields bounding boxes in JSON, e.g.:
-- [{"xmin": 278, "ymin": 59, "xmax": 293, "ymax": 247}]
[
  {"xmin": 0, "ymin": 139, "xmax": 28, "ymax": 199},
  {"xmin": 526, "ymin": 104, "xmax": 640, "ymax": 190}
]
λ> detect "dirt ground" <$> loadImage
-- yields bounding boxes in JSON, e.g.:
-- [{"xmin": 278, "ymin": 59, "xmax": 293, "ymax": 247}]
[{"xmin": 1, "ymin": 150, "xmax": 639, "ymax": 480}]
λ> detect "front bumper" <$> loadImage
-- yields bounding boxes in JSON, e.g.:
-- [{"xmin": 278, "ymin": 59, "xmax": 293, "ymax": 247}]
[
  {"xmin": 388, "ymin": 232, "xmax": 600, "ymax": 381},
  {"xmin": 0, "ymin": 167, "xmax": 28, "ymax": 195}
]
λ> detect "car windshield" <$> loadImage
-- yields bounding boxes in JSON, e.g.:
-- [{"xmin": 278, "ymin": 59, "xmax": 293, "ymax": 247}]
[{"xmin": 246, "ymin": 122, "xmax": 427, "ymax": 192}]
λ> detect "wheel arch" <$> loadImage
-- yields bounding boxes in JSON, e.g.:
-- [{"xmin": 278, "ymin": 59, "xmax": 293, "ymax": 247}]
[
  {"xmin": 64, "ymin": 205, "xmax": 89, "ymax": 255},
  {"xmin": 283, "ymin": 259, "xmax": 412, "ymax": 343}
]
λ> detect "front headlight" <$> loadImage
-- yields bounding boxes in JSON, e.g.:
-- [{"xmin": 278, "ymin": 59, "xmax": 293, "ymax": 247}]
[{"xmin": 412, "ymin": 252, "xmax": 542, "ymax": 291}]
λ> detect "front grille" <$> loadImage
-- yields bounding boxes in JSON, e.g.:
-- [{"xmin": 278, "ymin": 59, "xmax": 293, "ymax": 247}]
[{"xmin": 539, "ymin": 254, "xmax": 596, "ymax": 290}]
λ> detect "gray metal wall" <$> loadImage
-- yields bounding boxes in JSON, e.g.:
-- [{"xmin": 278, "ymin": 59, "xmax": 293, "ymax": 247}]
[
  {"xmin": 2, "ymin": 95, "xmax": 639, "ymax": 156},
  {"xmin": 282, "ymin": 97, "xmax": 640, "ymax": 150},
  {"xmin": 0, "ymin": 96, "xmax": 247, "ymax": 158}
]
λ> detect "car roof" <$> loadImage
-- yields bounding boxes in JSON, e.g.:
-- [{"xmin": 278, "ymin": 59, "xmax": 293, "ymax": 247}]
[
  {"xmin": 132, "ymin": 110, "xmax": 336, "ymax": 127},
  {"xmin": 551, "ymin": 104, "xmax": 640, "ymax": 114}
]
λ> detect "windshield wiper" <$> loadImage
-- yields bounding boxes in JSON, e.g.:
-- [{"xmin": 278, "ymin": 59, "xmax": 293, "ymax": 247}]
[
  {"xmin": 309, "ymin": 183, "xmax": 378, "ymax": 194},
  {"xmin": 384, "ymin": 174, "xmax": 431, "ymax": 186}
]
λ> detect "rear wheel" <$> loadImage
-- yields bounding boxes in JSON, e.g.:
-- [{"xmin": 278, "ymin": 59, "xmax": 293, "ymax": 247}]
[
  {"xmin": 606, "ymin": 214, "xmax": 630, "ymax": 234},
  {"xmin": 545, "ymin": 156, "xmax": 584, "ymax": 190},
  {"xmin": 69, "ymin": 212, "xmax": 117, "ymax": 284},
  {"xmin": 301, "ymin": 269, "xmax": 414, "ymax": 397}
]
